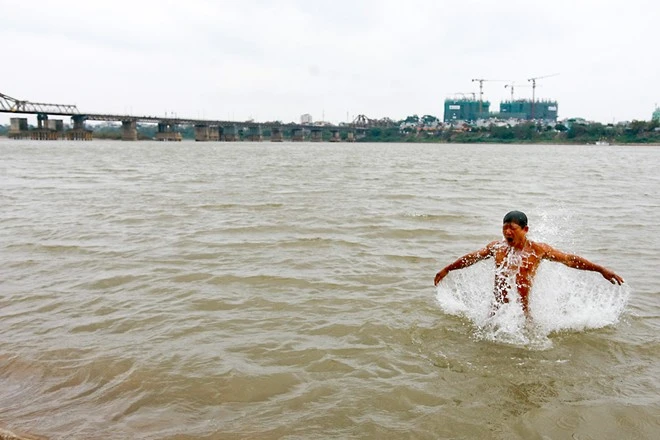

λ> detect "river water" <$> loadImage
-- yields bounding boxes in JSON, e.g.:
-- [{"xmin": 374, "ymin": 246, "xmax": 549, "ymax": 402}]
[{"xmin": 1, "ymin": 139, "xmax": 659, "ymax": 439}]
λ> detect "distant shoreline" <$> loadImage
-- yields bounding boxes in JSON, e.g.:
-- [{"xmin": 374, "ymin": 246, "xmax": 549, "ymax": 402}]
[
  {"xmin": 1, "ymin": 136, "xmax": 658, "ymax": 146},
  {"xmin": 2, "ymin": 118, "xmax": 659, "ymax": 145},
  {"xmin": 1, "ymin": 132, "xmax": 659, "ymax": 146}
]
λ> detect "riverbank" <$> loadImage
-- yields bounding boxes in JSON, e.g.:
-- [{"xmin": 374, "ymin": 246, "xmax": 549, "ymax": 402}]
[
  {"xmin": 1, "ymin": 130, "xmax": 659, "ymax": 145},
  {"xmin": 2, "ymin": 118, "xmax": 660, "ymax": 145},
  {"xmin": 360, "ymin": 119, "xmax": 660, "ymax": 145}
]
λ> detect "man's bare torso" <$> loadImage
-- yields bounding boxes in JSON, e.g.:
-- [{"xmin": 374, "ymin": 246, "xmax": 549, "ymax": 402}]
[
  {"xmin": 490, "ymin": 240, "xmax": 547, "ymax": 313},
  {"xmin": 434, "ymin": 213, "xmax": 624, "ymax": 319}
]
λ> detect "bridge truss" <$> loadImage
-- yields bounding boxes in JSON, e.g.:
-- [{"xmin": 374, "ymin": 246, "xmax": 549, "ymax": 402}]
[
  {"xmin": 0, "ymin": 92, "xmax": 80, "ymax": 115},
  {"xmin": 0, "ymin": 91, "xmax": 368, "ymax": 135}
]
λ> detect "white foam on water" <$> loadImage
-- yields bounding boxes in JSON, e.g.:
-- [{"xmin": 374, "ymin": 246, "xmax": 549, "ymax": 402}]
[
  {"xmin": 434, "ymin": 210, "xmax": 631, "ymax": 349},
  {"xmin": 530, "ymin": 264, "xmax": 630, "ymax": 334}
]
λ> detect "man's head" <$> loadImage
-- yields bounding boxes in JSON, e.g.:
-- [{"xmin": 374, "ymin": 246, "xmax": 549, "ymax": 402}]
[
  {"xmin": 502, "ymin": 210, "xmax": 529, "ymax": 247},
  {"xmin": 503, "ymin": 210, "xmax": 528, "ymax": 228}
]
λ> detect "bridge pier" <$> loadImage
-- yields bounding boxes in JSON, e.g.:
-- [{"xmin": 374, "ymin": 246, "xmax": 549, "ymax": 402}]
[
  {"xmin": 8, "ymin": 118, "xmax": 29, "ymax": 139},
  {"xmin": 122, "ymin": 120, "xmax": 138, "ymax": 141},
  {"xmin": 194, "ymin": 124, "xmax": 226, "ymax": 141},
  {"xmin": 66, "ymin": 129, "xmax": 93, "ymax": 141},
  {"xmin": 271, "ymin": 127, "xmax": 284, "ymax": 142},
  {"xmin": 248, "ymin": 126, "xmax": 263, "ymax": 142},
  {"xmin": 330, "ymin": 129, "xmax": 341, "ymax": 142},
  {"xmin": 224, "ymin": 125, "xmax": 239, "ymax": 142},
  {"xmin": 194, "ymin": 124, "xmax": 210, "ymax": 141},
  {"xmin": 67, "ymin": 115, "xmax": 92, "ymax": 140},
  {"xmin": 47, "ymin": 119, "xmax": 64, "ymax": 132},
  {"xmin": 210, "ymin": 126, "xmax": 221, "ymax": 141},
  {"xmin": 30, "ymin": 113, "xmax": 58, "ymax": 139},
  {"xmin": 156, "ymin": 122, "xmax": 182, "ymax": 141},
  {"xmin": 347, "ymin": 131, "xmax": 355, "ymax": 142},
  {"xmin": 292, "ymin": 128, "xmax": 304, "ymax": 142},
  {"xmin": 31, "ymin": 130, "xmax": 59, "ymax": 140},
  {"xmin": 310, "ymin": 129, "xmax": 323, "ymax": 142},
  {"xmin": 72, "ymin": 115, "xmax": 86, "ymax": 130},
  {"xmin": 37, "ymin": 113, "xmax": 47, "ymax": 129}
]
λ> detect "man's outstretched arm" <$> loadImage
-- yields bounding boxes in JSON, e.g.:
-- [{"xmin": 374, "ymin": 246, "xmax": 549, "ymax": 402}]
[
  {"xmin": 541, "ymin": 244, "xmax": 624, "ymax": 285},
  {"xmin": 434, "ymin": 242, "xmax": 496, "ymax": 286}
]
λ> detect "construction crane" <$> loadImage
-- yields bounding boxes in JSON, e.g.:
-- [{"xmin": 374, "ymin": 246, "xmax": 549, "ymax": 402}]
[
  {"xmin": 503, "ymin": 82, "xmax": 532, "ymax": 101},
  {"xmin": 471, "ymin": 78, "xmax": 507, "ymax": 113},
  {"xmin": 527, "ymin": 73, "xmax": 559, "ymax": 119}
]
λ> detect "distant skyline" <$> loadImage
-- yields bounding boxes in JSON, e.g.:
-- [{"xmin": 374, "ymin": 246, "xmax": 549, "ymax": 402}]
[{"xmin": 1, "ymin": 0, "xmax": 658, "ymax": 125}]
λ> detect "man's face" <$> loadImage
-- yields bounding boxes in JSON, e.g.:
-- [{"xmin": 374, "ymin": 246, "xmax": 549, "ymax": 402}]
[{"xmin": 502, "ymin": 222, "xmax": 528, "ymax": 246}]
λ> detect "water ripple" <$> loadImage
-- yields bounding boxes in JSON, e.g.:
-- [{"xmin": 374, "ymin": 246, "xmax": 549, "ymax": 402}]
[{"xmin": 1, "ymin": 141, "xmax": 659, "ymax": 439}]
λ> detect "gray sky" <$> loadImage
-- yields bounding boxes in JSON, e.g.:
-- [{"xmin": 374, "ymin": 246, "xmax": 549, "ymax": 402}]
[{"xmin": 1, "ymin": 0, "xmax": 658, "ymax": 125}]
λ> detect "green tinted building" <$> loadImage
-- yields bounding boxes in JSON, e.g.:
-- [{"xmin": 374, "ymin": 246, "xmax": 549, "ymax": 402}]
[
  {"xmin": 499, "ymin": 99, "xmax": 558, "ymax": 121},
  {"xmin": 443, "ymin": 99, "xmax": 491, "ymax": 122}
]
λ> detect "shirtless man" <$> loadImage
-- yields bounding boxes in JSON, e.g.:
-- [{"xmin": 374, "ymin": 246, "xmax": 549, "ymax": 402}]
[{"xmin": 433, "ymin": 211, "xmax": 624, "ymax": 316}]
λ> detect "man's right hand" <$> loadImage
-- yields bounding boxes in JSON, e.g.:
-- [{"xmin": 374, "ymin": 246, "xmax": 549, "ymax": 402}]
[
  {"xmin": 434, "ymin": 268, "xmax": 448, "ymax": 286},
  {"xmin": 601, "ymin": 268, "xmax": 624, "ymax": 285}
]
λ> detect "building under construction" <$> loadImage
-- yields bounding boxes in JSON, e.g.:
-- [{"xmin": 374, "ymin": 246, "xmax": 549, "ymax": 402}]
[
  {"xmin": 443, "ymin": 99, "xmax": 491, "ymax": 122},
  {"xmin": 443, "ymin": 98, "xmax": 558, "ymax": 122},
  {"xmin": 499, "ymin": 100, "xmax": 558, "ymax": 121}
]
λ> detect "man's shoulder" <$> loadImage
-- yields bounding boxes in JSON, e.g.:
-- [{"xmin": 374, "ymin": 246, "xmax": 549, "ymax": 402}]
[
  {"xmin": 487, "ymin": 239, "xmax": 507, "ymax": 249},
  {"xmin": 486, "ymin": 240, "xmax": 508, "ymax": 255},
  {"xmin": 529, "ymin": 241, "xmax": 556, "ymax": 255}
]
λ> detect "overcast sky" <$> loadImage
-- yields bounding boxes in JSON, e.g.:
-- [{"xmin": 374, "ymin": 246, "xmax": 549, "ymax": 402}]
[{"xmin": 1, "ymin": 0, "xmax": 658, "ymax": 125}]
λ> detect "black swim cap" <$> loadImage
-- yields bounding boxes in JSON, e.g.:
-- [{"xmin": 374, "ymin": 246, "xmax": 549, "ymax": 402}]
[{"xmin": 503, "ymin": 210, "xmax": 528, "ymax": 228}]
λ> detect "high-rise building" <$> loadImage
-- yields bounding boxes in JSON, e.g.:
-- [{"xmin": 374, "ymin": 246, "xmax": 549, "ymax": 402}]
[
  {"xmin": 443, "ymin": 99, "xmax": 491, "ymax": 122},
  {"xmin": 499, "ymin": 100, "xmax": 558, "ymax": 121},
  {"xmin": 300, "ymin": 114, "xmax": 313, "ymax": 124}
]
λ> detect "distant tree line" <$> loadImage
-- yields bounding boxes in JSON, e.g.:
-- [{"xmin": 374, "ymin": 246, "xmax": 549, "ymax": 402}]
[
  {"xmin": 2, "ymin": 118, "xmax": 659, "ymax": 144},
  {"xmin": 360, "ymin": 116, "xmax": 660, "ymax": 144}
]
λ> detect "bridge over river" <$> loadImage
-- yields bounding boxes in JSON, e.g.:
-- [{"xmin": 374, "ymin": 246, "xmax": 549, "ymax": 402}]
[{"xmin": 0, "ymin": 92, "xmax": 368, "ymax": 142}]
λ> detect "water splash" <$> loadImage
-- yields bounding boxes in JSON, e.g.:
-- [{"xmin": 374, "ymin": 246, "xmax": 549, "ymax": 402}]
[
  {"xmin": 529, "ymin": 208, "xmax": 631, "ymax": 335},
  {"xmin": 435, "ymin": 264, "xmax": 542, "ymax": 348},
  {"xmin": 435, "ymin": 264, "xmax": 630, "ymax": 349},
  {"xmin": 435, "ymin": 210, "xmax": 631, "ymax": 348}
]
